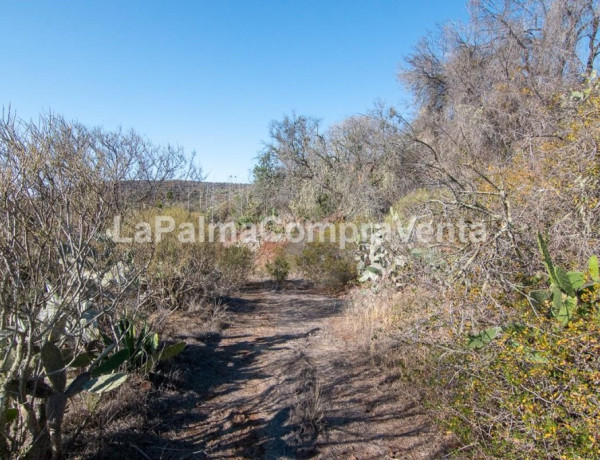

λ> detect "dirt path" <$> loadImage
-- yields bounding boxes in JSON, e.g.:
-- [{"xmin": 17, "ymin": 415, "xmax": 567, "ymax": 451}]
[{"xmin": 146, "ymin": 280, "xmax": 449, "ymax": 459}]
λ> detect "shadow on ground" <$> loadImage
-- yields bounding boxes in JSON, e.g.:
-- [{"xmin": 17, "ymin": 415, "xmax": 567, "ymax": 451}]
[{"xmin": 67, "ymin": 280, "xmax": 449, "ymax": 459}]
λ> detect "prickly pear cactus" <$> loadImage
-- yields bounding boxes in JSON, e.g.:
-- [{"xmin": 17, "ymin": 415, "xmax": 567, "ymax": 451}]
[{"xmin": 356, "ymin": 211, "xmax": 407, "ymax": 287}]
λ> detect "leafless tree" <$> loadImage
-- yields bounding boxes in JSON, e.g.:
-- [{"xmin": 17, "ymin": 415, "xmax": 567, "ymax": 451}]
[
  {"xmin": 254, "ymin": 106, "xmax": 416, "ymax": 219},
  {"xmin": 0, "ymin": 111, "xmax": 190, "ymax": 459}
]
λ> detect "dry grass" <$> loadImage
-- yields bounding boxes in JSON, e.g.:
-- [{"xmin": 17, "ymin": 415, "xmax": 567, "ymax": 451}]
[
  {"xmin": 186, "ymin": 297, "xmax": 231, "ymax": 332},
  {"xmin": 63, "ymin": 375, "xmax": 152, "ymax": 458},
  {"xmin": 285, "ymin": 345, "xmax": 326, "ymax": 448},
  {"xmin": 341, "ymin": 280, "xmax": 457, "ymax": 366}
]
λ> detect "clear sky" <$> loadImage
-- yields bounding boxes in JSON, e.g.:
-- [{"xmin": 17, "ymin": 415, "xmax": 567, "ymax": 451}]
[{"xmin": 0, "ymin": 1, "xmax": 468, "ymax": 183}]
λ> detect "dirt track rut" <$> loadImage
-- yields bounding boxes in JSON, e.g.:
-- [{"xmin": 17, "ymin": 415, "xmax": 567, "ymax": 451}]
[{"xmin": 152, "ymin": 280, "xmax": 449, "ymax": 459}]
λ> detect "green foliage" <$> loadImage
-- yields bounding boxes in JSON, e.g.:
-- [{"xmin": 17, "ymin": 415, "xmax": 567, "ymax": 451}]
[
  {"xmin": 158, "ymin": 342, "xmax": 187, "ymax": 362},
  {"xmin": 447, "ymin": 298, "xmax": 600, "ymax": 458},
  {"xmin": 0, "ymin": 250, "xmax": 137, "ymax": 457},
  {"xmin": 252, "ymin": 149, "xmax": 286, "ymax": 215},
  {"xmin": 570, "ymin": 71, "xmax": 598, "ymax": 102},
  {"xmin": 236, "ymin": 215, "xmax": 256, "ymax": 228},
  {"xmin": 83, "ymin": 373, "xmax": 129, "ymax": 394},
  {"xmin": 266, "ymin": 252, "xmax": 291, "ymax": 284},
  {"xmin": 538, "ymin": 232, "xmax": 559, "ymax": 286},
  {"xmin": 589, "ymin": 255, "xmax": 599, "ymax": 282},
  {"xmin": 91, "ymin": 349, "xmax": 130, "ymax": 377},
  {"xmin": 0, "ymin": 336, "xmax": 133, "ymax": 456},
  {"xmin": 113, "ymin": 317, "xmax": 186, "ymax": 374},
  {"xmin": 445, "ymin": 244, "xmax": 600, "ymax": 458},
  {"xmin": 532, "ymin": 233, "xmax": 594, "ymax": 326},
  {"xmin": 218, "ymin": 244, "xmax": 254, "ymax": 289},
  {"xmin": 3, "ymin": 408, "xmax": 18, "ymax": 426},
  {"xmin": 115, "ymin": 318, "xmax": 160, "ymax": 371},
  {"xmin": 467, "ymin": 326, "xmax": 502, "ymax": 350},
  {"xmin": 132, "ymin": 207, "xmax": 254, "ymax": 307},
  {"xmin": 1, "ymin": 310, "xmax": 185, "ymax": 457},
  {"xmin": 356, "ymin": 213, "xmax": 411, "ymax": 287},
  {"xmin": 297, "ymin": 242, "xmax": 357, "ymax": 291}
]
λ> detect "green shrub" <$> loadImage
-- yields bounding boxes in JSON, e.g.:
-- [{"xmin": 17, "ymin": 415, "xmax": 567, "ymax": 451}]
[
  {"xmin": 440, "ymin": 244, "xmax": 600, "ymax": 458},
  {"xmin": 266, "ymin": 252, "xmax": 290, "ymax": 286},
  {"xmin": 112, "ymin": 317, "xmax": 186, "ymax": 374},
  {"xmin": 218, "ymin": 244, "xmax": 254, "ymax": 289},
  {"xmin": 128, "ymin": 207, "xmax": 253, "ymax": 307},
  {"xmin": 297, "ymin": 242, "xmax": 357, "ymax": 292}
]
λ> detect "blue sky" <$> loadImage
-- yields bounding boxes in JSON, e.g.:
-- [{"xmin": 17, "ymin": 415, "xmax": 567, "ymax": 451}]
[{"xmin": 0, "ymin": 1, "xmax": 468, "ymax": 182}]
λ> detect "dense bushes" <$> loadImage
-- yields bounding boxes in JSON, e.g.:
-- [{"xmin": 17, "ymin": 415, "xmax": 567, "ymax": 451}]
[
  {"xmin": 442, "ymin": 252, "xmax": 600, "ymax": 458},
  {"xmin": 344, "ymin": 79, "xmax": 600, "ymax": 457},
  {"xmin": 297, "ymin": 242, "xmax": 356, "ymax": 292},
  {"xmin": 128, "ymin": 207, "xmax": 254, "ymax": 308},
  {"xmin": 252, "ymin": 108, "xmax": 415, "ymax": 220},
  {"xmin": 265, "ymin": 249, "xmax": 291, "ymax": 288},
  {"xmin": 337, "ymin": 2, "xmax": 600, "ymax": 458},
  {"xmin": 0, "ymin": 112, "xmax": 193, "ymax": 458},
  {"xmin": 0, "ymin": 113, "xmax": 247, "ymax": 458}
]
